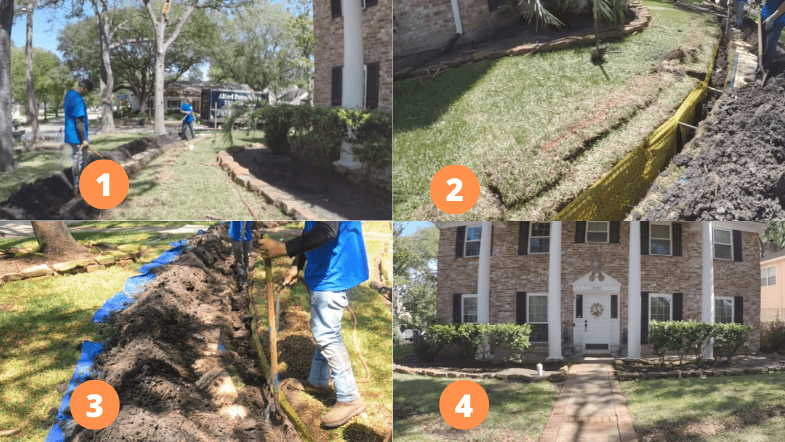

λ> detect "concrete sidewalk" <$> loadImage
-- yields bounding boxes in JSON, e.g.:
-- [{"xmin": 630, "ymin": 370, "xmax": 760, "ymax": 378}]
[{"xmin": 540, "ymin": 358, "xmax": 637, "ymax": 442}]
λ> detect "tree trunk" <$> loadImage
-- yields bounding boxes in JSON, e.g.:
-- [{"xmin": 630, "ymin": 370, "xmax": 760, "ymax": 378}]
[
  {"xmin": 153, "ymin": 46, "xmax": 166, "ymax": 135},
  {"xmin": 0, "ymin": 0, "xmax": 17, "ymax": 172},
  {"xmin": 97, "ymin": 9, "xmax": 116, "ymax": 134},
  {"xmin": 30, "ymin": 221, "xmax": 89, "ymax": 255},
  {"xmin": 25, "ymin": 0, "xmax": 38, "ymax": 145}
]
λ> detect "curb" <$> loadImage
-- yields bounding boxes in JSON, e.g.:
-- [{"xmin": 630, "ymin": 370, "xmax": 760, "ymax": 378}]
[
  {"xmin": 216, "ymin": 149, "xmax": 323, "ymax": 220},
  {"xmin": 394, "ymin": 2, "xmax": 651, "ymax": 82},
  {"xmin": 0, "ymin": 246, "xmax": 144, "ymax": 284},
  {"xmin": 392, "ymin": 363, "xmax": 567, "ymax": 383}
]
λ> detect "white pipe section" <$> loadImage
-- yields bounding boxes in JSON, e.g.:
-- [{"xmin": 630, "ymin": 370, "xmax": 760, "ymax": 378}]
[
  {"xmin": 702, "ymin": 222, "xmax": 715, "ymax": 359},
  {"xmin": 548, "ymin": 221, "xmax": 563, "ymax": 360},
  {"xmin": 450, "ymin": 0, "xmax": 463, "ymax": 34},
  {"xmin": 335, "ymin": 0, "xmax": 365, "ymax": 168},
  {"xmin": 477, "ymin": 221, "xmax": 492, "ymax": 324},
  {"xmin": 628, "ymin": 221, "xmax": 641, "ymax": 360}
]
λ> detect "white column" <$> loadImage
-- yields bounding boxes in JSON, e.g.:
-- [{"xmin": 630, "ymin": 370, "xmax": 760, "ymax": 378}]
[
  {"xmin": 477, "ymin": 221, "xmax": 492, "ymax": 324},
  {"xmin": 548, "ymin": 221, "xmax": 563, "ymax": 360},
  {"xmin": 334, "ymin": 0, "xmax": 365, "ymax": 170},
  {"xmin": 702, "ymin": 222, "xmax": 715, "ymax": 359},
  {"xmin": 628, "ymin": 221, "xmax": 642, "ymax": 360}
]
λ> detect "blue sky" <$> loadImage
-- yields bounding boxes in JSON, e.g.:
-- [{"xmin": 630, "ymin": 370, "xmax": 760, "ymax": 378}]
[
  {"xmin": 399, "ymin": 221, "xmax": 433, "ymax": 237},
  {"xmin": 10, "ymin": 8, "xmax": 72, "ymax": 58}
]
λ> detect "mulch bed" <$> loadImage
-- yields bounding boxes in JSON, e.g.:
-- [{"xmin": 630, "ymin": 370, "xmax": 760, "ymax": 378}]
[
  {"xmin": 394, "ymin": 353, "xmax": 565, "ymax": 373},
  {"xmin": 66, "ymin": 225, "xmax": 297, "ymax": 441},
  {"xmin": 615, "ymin": 353, "xmax": 785, "ymax": 380}
]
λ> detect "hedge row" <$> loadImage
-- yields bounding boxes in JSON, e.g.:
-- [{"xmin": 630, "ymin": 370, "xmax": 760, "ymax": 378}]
[
  {"xmin": 649, "ymin": 320, "xmax": 753, "ymax": 366},
  {"xmin": 414, "ymin": 323, "xmax": 532, "ymax": 362}
]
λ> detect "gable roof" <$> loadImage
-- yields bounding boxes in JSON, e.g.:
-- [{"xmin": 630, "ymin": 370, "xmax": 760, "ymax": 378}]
[{"xmin": 762, "ymin": 247, "xmax": 785, "ymax": 264}]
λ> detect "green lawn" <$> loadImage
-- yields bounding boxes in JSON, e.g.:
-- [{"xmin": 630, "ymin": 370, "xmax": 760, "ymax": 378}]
[
  {"xmin": 394, "ymin": 344, "xmax": 414, "ymax": 359},
  {"xmin": 622, "ymin": 372, "xmax": 785, "ymax": 441},
  {"xmin": 0, "ymin": 133, "xmax": 151, "ymax": 202},
  {"xmin": 394, "ymin": 373, "xmax": 558, "ymax": 441},
  {"xmin": 0, "ymin": 230, "xmax": 197, "ymax": 442},
  {"xmin": 393, "ymin": 0, "xmax": 720, "ymax": 220},
  {"xmin": 103, "ymin": 131, "xmax": 286, "ymax": 220}
]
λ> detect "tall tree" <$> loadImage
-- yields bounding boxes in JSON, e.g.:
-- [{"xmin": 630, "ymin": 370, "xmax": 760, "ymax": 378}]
[
  {"xmin": 0, "ymin": 0, "xmax": 16, "ymax": 172},
  {"xmin": 40, "ymin": 64, "xmax": 75, "ymax": 118},
  {"xmin": 30, "ymin": 221, "xmax": 88, "ymax": 255},
  {"xmin": 393, "ymin": 222, "xmax": 438, "ymax": 328},
  {"xmin": 24, "ymin": 0, "xmax": 38, "ymax": 142}
]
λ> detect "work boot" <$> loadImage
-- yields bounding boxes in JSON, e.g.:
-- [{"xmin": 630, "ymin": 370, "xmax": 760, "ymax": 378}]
[
  {"xmin": 237, "ymin": 274, "xmax": 247, "ymax": 287},
  {"xmin": 283, "ymin": 378, "xmax": 332, "ymax": 396},
  {"xmin": 321, "ymin": 397, "xmax": 366, "ymax": 428}
]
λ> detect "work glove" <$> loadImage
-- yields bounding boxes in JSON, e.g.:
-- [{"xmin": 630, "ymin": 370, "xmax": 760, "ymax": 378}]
[
  {"xmin": 764, "ymin": 16, "xmax": 775, "ymax": 32},
  {"xmin": 258, "ymin": 238, "xmax": 288, "ymax": 259}
]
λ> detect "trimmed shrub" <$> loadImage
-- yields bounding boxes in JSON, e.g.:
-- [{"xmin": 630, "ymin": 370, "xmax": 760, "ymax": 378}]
[
  {"xmin": 337, "ymin": 108, "xmax": 392, "ymax": 175},
  {"xmin": 259, "ymin": 105, "xmax": 295, "ymax": 155},
  {"xmin": 761, "ymin": 320, "xmax": 785, "ymax": 353},
  {"xmin": 427, "ymin": 323, "xmax": 531, "ymax": 361},
  {"xmin": 289, "ymin": 105, "xmax": 344, "ymax": 167},
  {"xmin": 649, "ymin": 320, "xmax": 754, "ymax": 366},
  {"xmin": 412, "ymin": 330, "xmax": 437, "ymax": 362},
  {"xmin": 714, "ymin": 323, "xmax": 754, "ymax": 361}
]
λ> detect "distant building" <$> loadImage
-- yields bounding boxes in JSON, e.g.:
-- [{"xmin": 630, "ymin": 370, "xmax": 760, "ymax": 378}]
[
  {"xmin": 761, "ymin": 245, "xmax": 785, "ymax": 322},
  {"xmin": 129, "ymin": 81, "xmax": 267, "ymax": 115}
]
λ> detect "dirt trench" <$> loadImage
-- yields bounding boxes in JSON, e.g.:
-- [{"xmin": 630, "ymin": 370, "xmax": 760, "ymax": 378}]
[
  {"xmin": 0, "ymin": 134, "xmax": 178, "ymax": 220},
  {"xmin": 66, "ymin": 225, "xmax": 298, "ymax": 442},
  {"xmin": 639, "ymin": 19, "xmax": 785, "ymax": 221}
]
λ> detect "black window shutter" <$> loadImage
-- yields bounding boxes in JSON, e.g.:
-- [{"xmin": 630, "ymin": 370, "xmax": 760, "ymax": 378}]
[
  {"xmin": 453, "ymin": 294, "xmax": 462, "ymax": 323},
  {"xmin": 364, "ymin": 0, "xmax": 378, "ymax": 6},
  {"xmin": 331, "ymin": 66, "xmax": 342, "ymax": 106},
  {"xmin": 610, "ymin": 221, "xmax": 620, "ymax": 244},
  {"xmin": 611, "ymin": 295, "xmax": 618, "ymax": 319},
  {"xmin": 641, "ymin": 221, "xmax": 650, "ymax": 255},
  {"xmin": 734, "ymin": 296, "xmax": 744, "ymax": 324},
  {"xmin": 733, "ymin": 230, "xmax": 743, "ymax": 262},
  {"xmin": 331, "ymin": 0, "xmax": 342, "ymax": 18},
  {"xmin": 516, "ymin": 292, "xmax": 527, "ymax": 324},
  {"xmin": 365, "ymin": 62, "xmax": 379, "ymax": 109},
  {"xmin": 576, "ymin": 295, "xmax": 583, "ymax": 318},
  {"xmin": 672, "ymin": 223, "xmax": 682, "ymax": 257},
  {"xmin": 575, "ymin": 221, "xmax": 586, "ymax": 243},
  {"xmin": 518, "ymin": 222, "xmax": 530, "ymax": 255},
  {"xmin": 672, "ymin": 293, "xmax": 683, "ymax": 321},
  {"xmin": 641, "ymin": 292, "xmax": 649, "ymax": 344},
  {"xmin": 455, "ymin": 226, "xmax": 465, "ymax": 258}
]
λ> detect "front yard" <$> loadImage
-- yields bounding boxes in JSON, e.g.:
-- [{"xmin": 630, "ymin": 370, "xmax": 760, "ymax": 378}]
[{"xmin": 622, "ymin": 372, "xmax": 785, "ymax": 441}]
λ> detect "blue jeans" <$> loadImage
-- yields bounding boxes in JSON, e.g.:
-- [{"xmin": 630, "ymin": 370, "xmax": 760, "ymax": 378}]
[
  {"xmin": 70, "ymin": 143, "xmax": 88, "ymax": 190},
  {"xmin": 308, "ymin": 288, "xmax": 360, "ymax": 403},
  {"xmin": 182, "ymin": 120, "xmax": 195, "ymax": 139}
]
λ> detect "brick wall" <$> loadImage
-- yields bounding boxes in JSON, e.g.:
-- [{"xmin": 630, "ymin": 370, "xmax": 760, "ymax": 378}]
[
  {"xmin": 393, "ymin": 0, "xmax": 520, "ymax": 55},
  {"xmin": 314, "ymin": 0, "xmax": 392, "ymax": 110},
  {"xmin": 437, "ymin": 223, "xmax": 763, "ymax": 352}
]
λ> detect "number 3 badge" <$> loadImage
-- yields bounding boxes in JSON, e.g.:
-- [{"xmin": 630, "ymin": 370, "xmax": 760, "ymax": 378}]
[
  {"xmin": 430, "ymin": 165, "xmax": 480, "ymax": 215},
  {"xmin": 439, "ymin": 380, "xmax": 489, "ymax": 429},
  {"xmin": 70, "ymin": 380, "xmax": 120, "ymax": 429}
]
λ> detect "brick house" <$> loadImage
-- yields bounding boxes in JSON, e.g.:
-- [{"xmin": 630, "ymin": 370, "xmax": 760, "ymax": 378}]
[
  {"xmin": 394, "ymin": 0, "xmax": 521, "ymax": 55},
  {"xmin": 761, "ymin": 247, "xmax": 785, "ymax": 322},
  {"xmin": 435, "ymin": 221, "xmax": 765, "ymax": 360},
  {"xmin": 314, "ymin": 0, "xmax": 392, "ymax": 111}
]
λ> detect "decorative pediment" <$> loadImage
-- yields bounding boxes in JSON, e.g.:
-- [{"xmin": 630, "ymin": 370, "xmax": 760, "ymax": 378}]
[{"xmin": 572, "ymin": 271, "xmax": 621, "ymax": 294}]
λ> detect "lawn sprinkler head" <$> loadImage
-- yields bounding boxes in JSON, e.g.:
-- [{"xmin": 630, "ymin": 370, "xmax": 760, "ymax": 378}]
[{"xmin": 537, "ymin": 362, "xmax": 544, "ymax": 377}]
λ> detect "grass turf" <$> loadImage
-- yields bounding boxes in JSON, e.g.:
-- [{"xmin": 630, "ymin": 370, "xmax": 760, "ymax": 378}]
[
  {"xmin": 102, "ymin": 131, "xmax": 286, "ymax": 220},
  {"xmin": 621, "ymin": 372, "xmax": 785, "ymax": 441},
  {"xmin": 393, "ymin": 0, "xmax": 720, "ymax": 220},
  {"xmin": 0, "ymin": 230, "xmax": 196, "ymax": 442},
  {"xmin": 393, "ymin": 372, "xmax": 558, "ymax": 441},
  {"xmin": 393, "ymin": 344, "xmax": 414, "ymax": 360},
  {"xmin": 0, "ymin": 133, "xmax": 151, "ymax": 202}
]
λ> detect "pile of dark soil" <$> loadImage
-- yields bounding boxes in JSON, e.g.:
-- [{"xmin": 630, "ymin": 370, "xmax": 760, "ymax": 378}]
[
  {"xmin": 646, "ymin": 73, "xmax": 785, "ymax": 220},
  {"xmin": 68, "ymin": 225, "xmax": 297, "ymax": 442},
  {"xmin": 0, "ymin": 134, "xmax": 178, "ymax": 220}
]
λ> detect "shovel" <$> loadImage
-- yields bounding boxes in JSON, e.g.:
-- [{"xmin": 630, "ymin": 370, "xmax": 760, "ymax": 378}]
[
  {"xmin": 265, "ymin": 257, "xmax": 283, "ymax": 419},
  {"xmin": 758, "ymin": 3, "xmax": 771, "ymax": 87}
]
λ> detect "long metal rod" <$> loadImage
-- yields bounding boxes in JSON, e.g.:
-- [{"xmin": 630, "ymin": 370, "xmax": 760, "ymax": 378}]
[{"xmin": 678, "ymin": 121, "xmax": 698, "ymax": 130}]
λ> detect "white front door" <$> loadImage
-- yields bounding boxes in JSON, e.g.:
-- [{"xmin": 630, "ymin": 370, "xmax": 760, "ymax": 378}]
[{"xmin": 584, "ymin": 295, "xmax": 611, "ymax": 353}]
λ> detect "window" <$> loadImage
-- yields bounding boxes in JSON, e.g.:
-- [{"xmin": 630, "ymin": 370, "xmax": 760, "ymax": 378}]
[
  {"xmin": 529, "ymin": 222, "xmax": 550, "ymax": 254},
  {"xmin": 528, "ymin": 296, "xmax": 548, "ymax": 323},
  {"xmin": 462, "ymin": 295, "xmax": 478, "ymax": 323},
  {"xmin": 762, "ymin": 267, "xmax": 776, "ymax": 287},
  {"xmin": 650, "ymin": 294, "xmax": 672, "ymax": 321},
  {"xmin": 330, "ymin": 0, "xmax": 341, "ymax": 18},
  {"xmin": 167, "ymin": 99, "xmax": 180, "ymax": 109},
  {"xmin": 650, "ymin": 223, "xmax": 671, "ymax": 256},
  {"xmin": 715, "ymin": 297, "xmax": 734, "ymax": 324},
  {"xmin": 586, "ymin": 221, "xmax": 609, "ymax": 243},
  {"xmin": 464, "ymin": 226, "xmax": 482, "ymax": 257},
  {"xmin": 362, "ymin": 0, "xmax": 378, "ymax": 7},
  {"xmin": 714, "ymin": 229, "xmax": 733, "ymax": 260}
]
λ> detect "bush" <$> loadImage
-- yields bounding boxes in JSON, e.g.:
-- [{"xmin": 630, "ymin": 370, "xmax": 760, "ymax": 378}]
[
  {"xmin": 412, "ymin": 330, "xmax": 437, "ymax": 362},
  {"xmin": 289, "ymin": 105, "xmax": 344, "ymax": 167},
  {"xmin": 258, "ymin": 105, "xmax": 295, "ymax": 155},
  {"xmin": 761, "ymin": 320, "xmax": 785, "ymax": 353},
  {"xmin": 427, "ymin": 323, "xmax": 531, "ymax": 361},
  {"xmin": 649, "ymin": 320, "xmax": 754, "ymax": 366},
  {"xmin": 337, "ymin": 108, "xmax": 392, "ymax": 175}
]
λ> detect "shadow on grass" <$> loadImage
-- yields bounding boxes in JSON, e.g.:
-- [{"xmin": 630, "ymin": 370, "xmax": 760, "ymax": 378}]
[{"xmin": 393, "ymin": 59, "xmax": 499, "ymax": 134}]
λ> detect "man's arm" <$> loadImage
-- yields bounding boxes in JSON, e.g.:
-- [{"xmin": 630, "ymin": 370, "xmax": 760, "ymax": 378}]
[
  {"xmin": 75, "ymin": 117, "xmax": 88, "ymax": 145},
  {"xmin": 286, "ymin": 222, "xmax": 341, "ymax": 270}
]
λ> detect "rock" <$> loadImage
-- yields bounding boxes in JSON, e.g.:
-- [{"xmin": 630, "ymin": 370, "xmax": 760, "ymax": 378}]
[
  {"xmin": 53, "ymin": 258, "xmax": 96, "ymax": 273},
  {"xmin": 21, "ymin": 264, "xmax": 54, "ymax": 278},
  {"xmin": 95, "ymin": 255, "xmax": 116, "ymax": 266},
  {"xmin": 85, "ymin": 264, "xmax": 103, "ymax": 273},
  {"xmin": 729, "ymin": 368, "xmax": 744, "ymax": 376}
]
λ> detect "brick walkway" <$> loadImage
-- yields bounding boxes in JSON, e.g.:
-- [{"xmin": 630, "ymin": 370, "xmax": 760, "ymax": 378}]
[{"xmin": 540, "ymin": 359, "xmax": 637, "ymax": 442}]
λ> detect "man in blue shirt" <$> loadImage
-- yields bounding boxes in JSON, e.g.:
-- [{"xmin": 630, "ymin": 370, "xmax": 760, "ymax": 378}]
[
  {"xmin": 228, "ymin": 221, "xmax": 254, "ymax": 287},
  {"xmin": 762, "ymin": 0, "xmax": 785, "ymax": 69},
  {"xmin": 258, "ymin": 221, "xmax": 369, "ymax": 428},
  {"xmin": 180, "ymin": 98, "xmax": 195, "ymax": 140},
  {"xmin": 64, "ymin": 79, "xmax": 93, "ymax": 195}
]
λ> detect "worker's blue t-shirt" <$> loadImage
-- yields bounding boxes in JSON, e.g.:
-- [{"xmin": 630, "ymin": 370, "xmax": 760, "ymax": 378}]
[
  {"xmin": 181, "ymin": 102, "xmax": 194, "ymax": 123},
  {"xmin": 763, "ymin": 0, "xmax": 785, "ymax": 25},
  {"xmin": 229, "ymin": 221, "xmax": 253, "ymax": 242},
  {"xmin": 64, "ymin": 89, "xmax": 88, "ymax": 144},
  {"xmin": 304, "ymin": 221, "xmax": 369, "ymax": 292}
]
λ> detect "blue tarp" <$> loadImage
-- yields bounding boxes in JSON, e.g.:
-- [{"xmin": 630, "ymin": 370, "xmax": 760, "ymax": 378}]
[{"xmin": 46, "ymin": 239, "xmax": 191, "ymax": 441}]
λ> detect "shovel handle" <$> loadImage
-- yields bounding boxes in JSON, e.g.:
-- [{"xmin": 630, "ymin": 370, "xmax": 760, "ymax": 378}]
[{"xmin": 265, "ymin": 257, "xmax": 282, "ymax": 417}]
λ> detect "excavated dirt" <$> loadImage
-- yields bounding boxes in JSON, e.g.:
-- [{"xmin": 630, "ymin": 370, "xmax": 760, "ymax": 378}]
[
  {"xmin": 0, "ymin": 135, "xmax": 178, "ymax": 220},
  {"xmin": 67, "ymin": 225, "xmax": 298, "ymax": 442}
]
